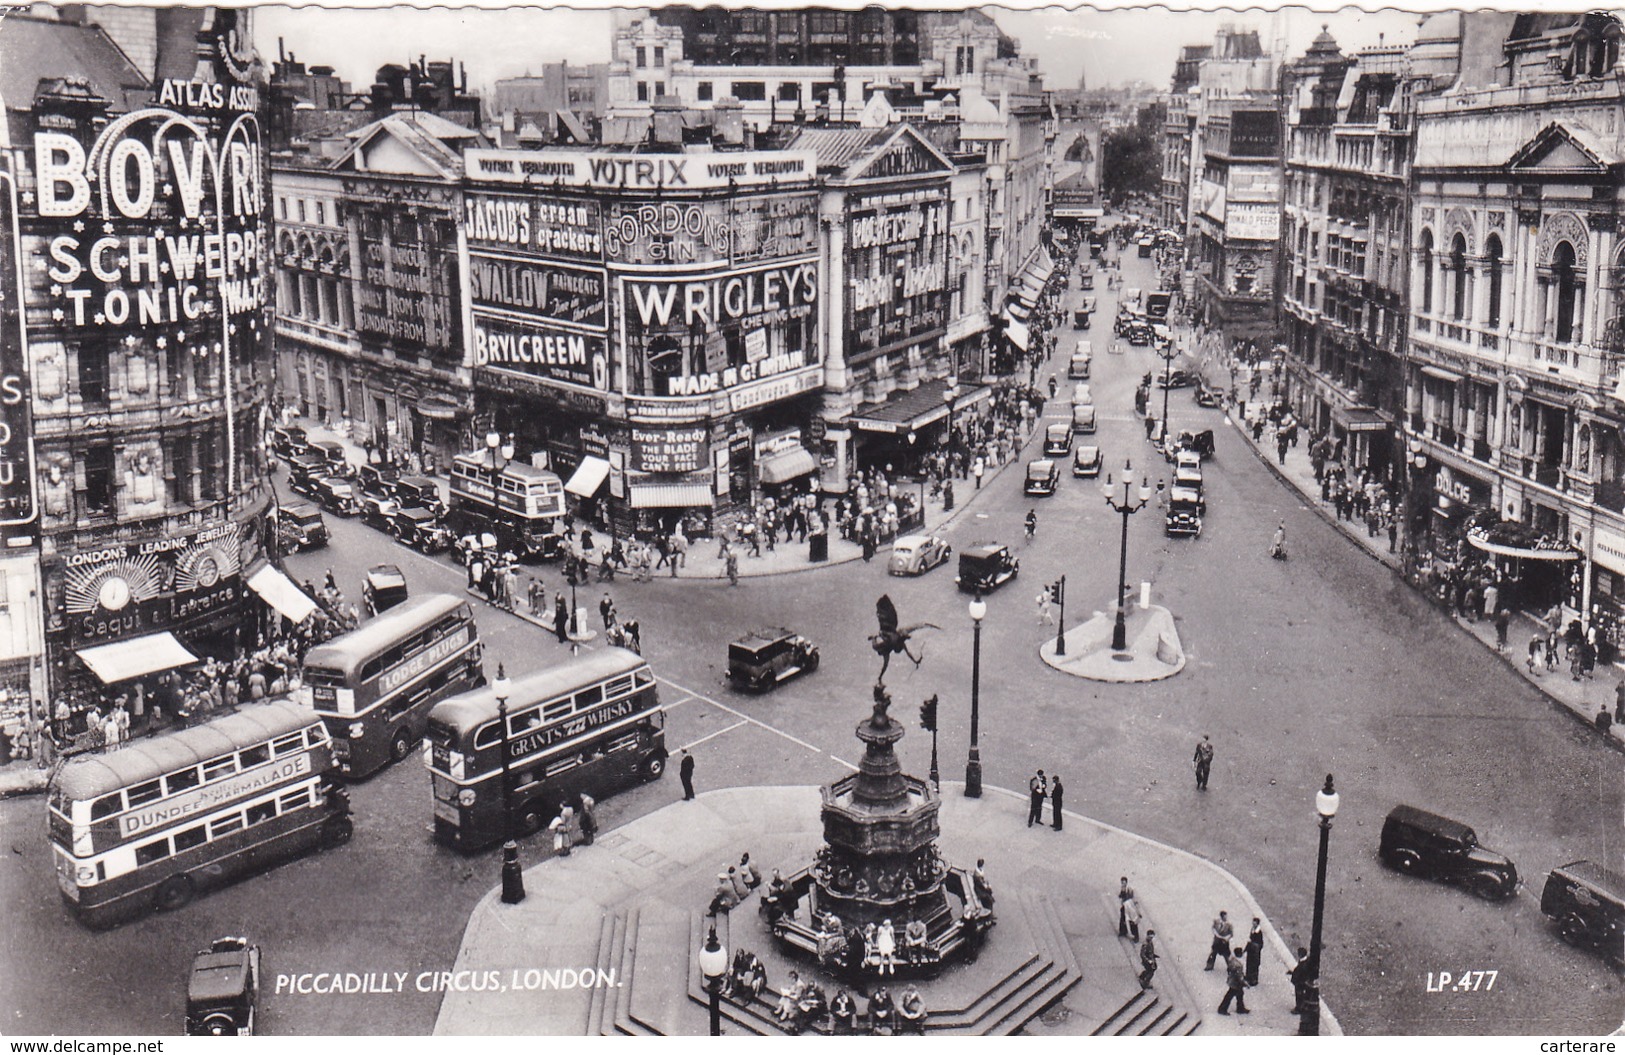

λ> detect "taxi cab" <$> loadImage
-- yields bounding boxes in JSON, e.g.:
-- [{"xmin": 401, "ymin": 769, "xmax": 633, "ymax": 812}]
[{"xmin": 1024, "ymin": 459, "xmax": 1060, "ymax": 497}]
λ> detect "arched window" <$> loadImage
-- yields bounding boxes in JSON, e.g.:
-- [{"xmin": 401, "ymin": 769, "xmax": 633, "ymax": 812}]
[
  {"xmin": 1450, "ymin": 233, "xmax": 1469, "ymax": 320},
  {"xmin": 1418, "ymin": 229, "xmax": 1435, "ymax": 313},
  {"xmin": 1485, "ymin": 235, "xmax": 1504, "ymax": 329},
  {"xmin": 1553, "ymin": 241, "xmax": 1580, "ymax": 343}
]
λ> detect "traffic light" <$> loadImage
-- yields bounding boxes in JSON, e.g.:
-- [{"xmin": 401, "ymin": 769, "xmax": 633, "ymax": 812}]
[
  {"xmin": 1048, "ymin": 577, "xmax": 1065, "ymax": 604},
  {"xmin": 919, "ymin": 694, "xmax": 938, "ymax": 733}
]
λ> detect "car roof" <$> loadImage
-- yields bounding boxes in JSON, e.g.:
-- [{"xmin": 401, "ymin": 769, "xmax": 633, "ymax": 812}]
[
  {"xmin": 1028, "ymin": 459, "xmax": 1055, "ymax": 471},
  {"xmin": 1169, "ymin": 486, "xmax": 1202, "ymax": 502},
  {"xmin": 1551, "ymin": 859, "xmax": 1625, "ymax": 899},
  {"xmin": 893, "ymin": 534, "xmax": 927, "ymax": 548},
  {"xmin": 1046, "ymin": 422, "xmax": 1071, "ymax": 434},
  {"xmin": 366, "ymin": 564, "xmax": 406, "ymax": 584},
  {"xmin": 188, "ymin": 950, "xmax": 252, "ymax": 1003},
  {"xmin": 1075, "ymin": 445, "xmax": 1100, "ymax": 458},
  {"xmin": 732, "ymin": 627, "xmax": 796, "ymax": 649},
  {"xmin": 397, "ymin": 506, "xmax": 437, "ymax": 521},
  {"xmin": 279, "ymin": 499, "xmax": 319, "ymax": 514},
  {"xmin": 397, "ymin": 475, "xmax": 436, "ymax": 488},
  {"xmin": 962, "ymin": 544, "xmax": 1007, "ymax": 558},
  {"xmin": 1385, "ymin": 804, "xmax": 1477, "ymax": 842}
]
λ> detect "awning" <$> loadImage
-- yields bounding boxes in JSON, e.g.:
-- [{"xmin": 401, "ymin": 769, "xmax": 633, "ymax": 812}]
[
  {"xmin": 416, "ymin": 394, "xmax": 465, "ymax": 422},
  {"xmin": 1332, "ymin": 406, "xmax": 1390, "ymax": 433},
  {"xmin": 1006, "ymin": 317, "xmax": 1031, "ymax": 352},
  {"xmin": 629, "ymin": 482, "xmax": 712, "ymax": 509},
  {"xmin": 847, "ymin": 377, "xmax": 993, "ymax": 434},
  {"xmin": 758, "ymin": 446, "xmax": 818, "ymax": 486},
  {"xmin": 76, "ymin": 632, "xmax": 199, "ymax": 685},
  {"xmin": 247, "ymin": 565, "xmax": 318, "ymax": 624},
  {"xmin": 1466, "ymin": 529, "xmax": 1580, "ymax": 561},
  {"xmin": 565, "ymin": 455, "xmax": 611, "ymax": 498},
  {"xmin": 1420, "ymin": 365, "xmax": 1461, "ymax": 383}
]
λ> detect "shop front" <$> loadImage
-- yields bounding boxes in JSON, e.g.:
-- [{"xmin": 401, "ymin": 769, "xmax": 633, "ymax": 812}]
[
  {"xmin": 1423, "ymin": 464, "xmax": 1494, "ymax": 570},
  {"xmin": 847, "ymin": 377, "xmax": 993, "ymax": 476},
  {"xmin": 1588, "ymin": 520, "xmax": 1625, "ymax": 665}
]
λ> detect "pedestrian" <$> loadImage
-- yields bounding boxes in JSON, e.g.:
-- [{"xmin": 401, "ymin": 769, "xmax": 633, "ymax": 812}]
[
  {"xmin": 1050, "ymin": 774, "xmax": 1064, "ymax": 830},
  {"xmin": 1205, "ymin": 910, "xmax": 1233, "ymax": 971},
  {"xmin": 679, "ymin": 748, "xmax": 696, "ymax": 800},
  {"xmin": 1597, "ymin": 707, "xmax": 1614, "ymax": 735},
  {"xmin": 600, "ymin": 592, "xmax": 615, "ymax": 630},
  {"xmin": 1218, "ymin": 946, "xmax": 1250, "ymax": 1015},
  {"xmin": 1245, "ymin": 917, "xmax": 1264, "ymax": 987},
  {"xmin": 1615, "ymin": 679, "xmax": 1625, "ymax": 724},
  {"xmin": 624, "ymin": 618, "xmax": 642, "ymax": 654},
  {"xmin": 973, "ymin": 456, "xmax": 985, "ymax": 490},
  {"xmin": 739, "ymin": 851, "xmax": 762, "ymax": 890},
  {"xmin": 1289, "ymin": 947, "xmax": 1313, "ymax": 1013},
  {"xmin": 1528, "ymin": 633, "xmax": 1545, "ymax": 675},
  {"xmin": 1036, "ymin": 590, "xmax": 1054, "ymax": 626},
  {"xmin": 1117, "ymin": 877, "xmax": 1137, "ymax": 938},
  {"xmin": 1493, "ymin": 608, "xmax": 1509, "ymax": 652},
  {"xmin": 529, "ymin": 578, "xmax": 543, "ymax": 618},
  {"xmin": 577, "ymin": 791, "xmax": 598, "ymax": 845},
  {"xmin": 553, "ymin": 591, "xmax": 569, "ymax": 644},
  {"xmin": 1193, "ymin": 734, "xmax": 1214, "ymax": 790},
  {"xmin": 725, "ymin": 549, "xmax": 740, "ymax": 586},
  {"xmin": 728, "ymin": 865, "xmax": 751, "ymax": 901},
  {"xmin": 1138, "ymin": 929, "xmax": 1159, "ymax": 990},
  {"xmin": 1027, "ymin": 769, "xmax": 1047, "ymax": 827}
]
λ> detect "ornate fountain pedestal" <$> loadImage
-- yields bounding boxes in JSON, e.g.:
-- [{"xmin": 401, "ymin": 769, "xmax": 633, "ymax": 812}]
[{"xmin": 768, "ymin": 691, "xmax": 992, "ymax": 975}]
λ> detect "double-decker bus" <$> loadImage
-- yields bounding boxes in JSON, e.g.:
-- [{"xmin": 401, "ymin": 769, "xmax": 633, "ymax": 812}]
[
  {"xmin": 423, "ymin": 648, "xmax": 666, "ymax": 852},
  {"xmin": 301, "ymin": 593, "xmax": 484, "ymax": 779},
  {"xmin": 448, "ymin": 452, "xmax": 566, "ymax": 561},
  {"xmin": 47, "ymin": 701, "xmax": 350, "ymax": 929}
]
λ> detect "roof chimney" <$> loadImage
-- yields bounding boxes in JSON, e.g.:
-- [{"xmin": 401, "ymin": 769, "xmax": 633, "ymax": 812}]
[
  {"xmin": 651, "ymin": 94, "xmax": 684, "ymax": 145},
  {"xmin": 713, "ymin": 95, "xmax": 745, "ymax": 145}
]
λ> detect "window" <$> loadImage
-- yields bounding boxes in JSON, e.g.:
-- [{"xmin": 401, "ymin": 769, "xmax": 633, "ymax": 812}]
[
  {"xmin": 1485, "ymin": 236, "xmax": 1503, "ymax": 328},
  {"xmin": 315, "ymin": 201, "xmax": 325, "ymax": 225},
  {"xmin": 1553, "ymin": 241, "xmax": 1581, "ymax": 343},
  {"xmin": 83, "ymin": 446, "xmax": 114, "ymax": 516},
  {"xmin": 635, "ymin": 46, "xmax": 646, "ymax": 68},
  {"xmin": 778, "ymin": 82, "xmax": 800, "ymax": 103},
  {"xmin": 543, "ymin": 697, "xmax": 573, "ymax": 721},
  {"xmin": 271, "ymin": 733, "xmax": 305, "ymax": 756},
  {"xmin": 210, "ymin": 814, "xmax": 245, "ymax": 839},
  {"xmin": 653, "ymin": 46, "xmax": 664, "ymax": 68},
  {"xmin": 166, "ymin": 767, "xmax": 201, "ymax": 794},
  {"xmin": 636, "ymin": 81, "xmax": 648, "ymax": 102},
  {"xmin": 172, "ymin": 825, "xmax": 206, "ymax": 852},
  {"xmin": 135, "ymin": 840, "xmax": 171, "ymax": 866},
  {"xmin": 246, "ymin": 801, "xmax": 277, "ymax": 826},
  {"xmin": 77, "ymin": 343, "xmax": 110, "ymax": 404},
  {"xmin": 297, "ymin": 199, "xmax": 306, "ymax": 223},
  {"xmin": 697, "ymin": 81, "xmax": 713, "ymax": 101},
  {"xmin": 1419, "ymin": 230, "xmax": 1434, "ymax": 313},
  {"xmin": 126, "ymin": 780, "xmax": 162, "ymax": 808},
  {"xmin": 90, "ymin": 795, "xmax": 122, "ymax": 821},
  {"xmin": 1449, "ymin": 234, "xmax": 1469, "ymax": 320},
  {"xmin": 654, "ymin": 82, "xmax": 665, "ymax": 98},
  {"xmin": 240, "ymin": 744, "xmax": 270, "ymax": 768},
  {"xmin": 278, "ymin": 787, "xmax": 312, "ymax": 812},
  {"xmin": 730, "ymin": 81, "xmax": 767, "ymax": 101},
  {"xmin": 574, "ymin": 685, "xmax": 604, "ymax": 710},
  {"xmin": 201, "ymin": 756, "xmax": 236, "ymax": 782}
]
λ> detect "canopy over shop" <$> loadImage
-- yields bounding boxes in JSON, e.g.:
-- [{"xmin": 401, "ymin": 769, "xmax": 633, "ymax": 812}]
[
  {"xmin": 847, "ymin": 377, "xmax": 992, "ymax": 472},
  {"xmin": 75, "ymin": 632, "xmax": 198, "ymax": 685},
  {"xmin": 246, "ymin": 565, "xmax": 318, "ymax": 624}
]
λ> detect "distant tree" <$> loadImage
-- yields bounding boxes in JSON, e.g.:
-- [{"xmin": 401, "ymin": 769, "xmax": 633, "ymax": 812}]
[{"xmin": 1101, "ymin": 128, "xmax": 1159, "ymax": 203}]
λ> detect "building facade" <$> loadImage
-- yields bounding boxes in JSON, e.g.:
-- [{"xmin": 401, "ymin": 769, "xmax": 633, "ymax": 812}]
[
  {"xmin": 1404, "ymin": 12, "xmax": 1625, "ymax": 648},
  {"xmin": 0, "ymin": 8, "xmax": 275, "ymax": 737}
]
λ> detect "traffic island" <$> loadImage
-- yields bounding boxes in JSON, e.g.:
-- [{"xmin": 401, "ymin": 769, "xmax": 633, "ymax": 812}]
[{"xmin": 1037, "ymin": 604, "xmax": 1184, "ymax": 683}]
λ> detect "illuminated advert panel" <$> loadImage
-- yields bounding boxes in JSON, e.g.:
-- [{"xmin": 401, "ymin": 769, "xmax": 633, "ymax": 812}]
[
  {"xmin": 0, "ymin": 171, "xmax": 34, "ymax": 529},
  {"xmin": 846, "ymin": 189, "xmax": 949, "ymax": 360},
  {"xmin": 464, "ymin": 149, "xmax": 818, "ymax": 192},
  {"xmin": 603, "ymin": 193, "xmax": 819, "ymax": 268}
]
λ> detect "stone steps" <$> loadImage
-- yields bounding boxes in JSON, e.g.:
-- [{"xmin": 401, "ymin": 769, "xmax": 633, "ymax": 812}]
[
  {"xmin": 582, "ymin": 911, "xmax": 618, "ymax": 1036},
  {"xmin": 1092, "ymin": 990, "xmax": 1201, "ymax": 1036}
]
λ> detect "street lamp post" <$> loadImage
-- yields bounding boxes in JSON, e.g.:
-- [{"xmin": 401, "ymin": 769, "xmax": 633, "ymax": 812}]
[
  {"xmin": 1101, "ymin": 462, "xmax": 1161, "ymax": 653},
  {"xmin": 964, "ymin": 594, "xmax": 987, "ymax": 798},
  {"xmin": 943, "ymin": 380, "xmax": 960, "ymax": 512},
  {"xmin": 494, "ymin": 665, "xmax": 525, "ymax": 905},
  {"xmin": 698, "ymin": 925, "xmax": 729, "ymax": 1036},
  {"xmin": 1301, "ymin": 774, "xmax": 1340, "ymax": 1036},
  {"xmin": 1158, "ymin": 341, "xmax": 1177, "ymax": 453},
  {"xmin": 907, "ymin": 430, "xmax": 925, "ymax": 522}
]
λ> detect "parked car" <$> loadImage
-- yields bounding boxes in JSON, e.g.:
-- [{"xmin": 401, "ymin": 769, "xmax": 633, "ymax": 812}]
[
  {"xmin": 391, "ymin": 507, "xmax": 454, "ymax": 554},
  {"xmin": 357, "ymin": 463, "xmax": 400, "ymax": 501},
  {"xmin": 285, "ymin": 453, "xmax": 328, "ymax": 498},
  {"xmin": 185, "ymin": 936, "xmax": 260, "ymax": 1036},
  {"xmin": 1165, "ymin": 487, "xmax": 1203, "ymax": 538},
  {"xmin": 888, "ymin": 533, "xmax": 952, "ymax": 576},
  {"xmin": 362, "ymin": 564, "xmax": 410, "ymax": 616},
  {"xmin": 1024, "ymin": 459, "xmax": 1059, "ymax": 497},
  {"xmin": 957, "ymin": 543, "xmax": 1019, "ymax": 593},
  {"xmin": 270, "ymin": 425, "xmax": 309, "ymax": 463},
  {"xmin": 275, "ymin": 500, "xmax": 328, "ymax": 552},
  {"xmin": 360, "ymin": 493, "xmax": 400, "ymax": 532},
  {"xmin": 393, "ymin": 476, "xmax": 445, "ymax": 519},
  {"xmin": 1379, "ymin": 805, "xmax": 1519, "ymax": 901},
  {"xmin": 1043, "ymin": 422, "xmax": 1074, "ymax": 458},
  {"xmin": 1174, "ymin": 451, "xmax": 1204, "ymax": 493},
  {"xmin": 308, "ymin": 439, "xmax": 350, "ymax": 475},
  {"xmin": 1071, "ymin": 403, "xmax": 1097, "ymax": 435},
  {"xmin": 313, "ymin": 475, "xmax": 362, "ymax": 516},
  {"xmin": 1540, "ymin": 860, "xmax": 1624, "ymax": 963},
  {"xmin": 1072, "ymin": 445, "xmax": 1103, "ymax": 477},
  {"xmin": 726, "ymin": 628, "xmax": 820, "ymax": 692}
]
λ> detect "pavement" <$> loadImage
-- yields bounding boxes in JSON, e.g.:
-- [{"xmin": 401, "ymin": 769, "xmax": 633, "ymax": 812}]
[
  {"xmin": 432, "ymin": 783, "xmax": 1338, "ymax": 1036},
  {"xmin": 1038, "ymin": 604, "xmax": 1186, "ymax": 682},
  {"xmin": 294, "ymin": 416, "xmax": 1043, "ymax": 582},
  {"xmin": 1208, "ymin": 379, "xmax": 1625, "ymax": 752}
]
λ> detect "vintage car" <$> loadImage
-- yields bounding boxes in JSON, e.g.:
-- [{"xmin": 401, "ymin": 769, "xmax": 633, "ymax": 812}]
[
  {"xmin": 1194, "ymin": 382, "xmax": 1221, "ymax": 408},
  {"xmin": 308, "ymin": 439, "xmax": 350, "ymax": 475},
  {"xmin": 1043, "ymin": 422, "xmax": 1074, "ymax": 458},
  {"xmin": 1024, "ymin": 459, "xmax": 1059, "ymax": 497},
  {"xmin": 275, "ymin": 500, "xmax": 328, "ymax": 552},
  {"xmin": 1155, "ymin": 368, "xmax": 1199, "ymax": 389},
  {"xmin": 888, "ymin": 533, "xmax": 952, "ymax": 576},
  {"xmin": 1071, "ymin": 403, "xmax": 1097, "ymax": 435},
  {"xmin": 1068, "ymin": 344, "xmax": 1092, "ymax": 380},
  {"xmin": 357, "ymin": 463, "xmax": 400, "ymax": 501},
  {"xmin": 726, "ymin": 628, "xmax": 820, "ymax": 692},
  {"xmin": 957, "ymin": 543, "xmax": 1019, "ymax": 593},
  {"xmin": 1174, "ymin": 452, "xmax": 1204, "ymax": 493},
  {"xmin": 313, "ymin": 475, "xmax": 363, "ymax": 516},
  {"xmin": 393, "ymin": 476, "xmax": 445, "ymax": 519},
  {"xmin": 1072, "ymin": 445, "xmax": 1103, "ymax": 477},
  {"xmin": 285, "ymin": 453, "xmax": 329, "ymax": 498},
  {"xmin": 1165, "ymin": 487, "xmax": 1204, "ymax": 538},
  {"xmin": 185, "ymin": 936, "xmax": 260, "ymax": 1036},
  {"xmin": 363, "ymin": 564, "xmax": 410, "ymax": 616},
  {"xmin": 1071, "ymin": 383, "xmax": 1093, "ymax": 406},
  {"xmin": 270, "ymin": 424, "xmax": 309, "ymax": 463},
  {"xmin": 1380, "ymin": 805, "xmax": 1519, "ymax": 902},
  {"xmin": 1137, "ymin": 236, "xmax": 1154, "ymax": 257},
  {"xmin": 1176, "ymin": 429, "xmax": 1216, "ymax": 459},
  {"xmin": 1126, "ymin": 321, "xmax": 1154, "ymax": 346},
  {"xmin": 359, "ymin": 493, "xmax": 400, "ymax": 532},
  {"xmin": 1078, "ymin": 265, "xmax": 1095, "ymax": 290},
  {"xmin": 391, "ymin": 507, "xmax": 454, "ymax": 554},
  {"xmin": 1541, "ymin": 860, "xmax": 1625, "ymax": 964},
  {"xmin": 1073, "ymin": 307, "xmax": 1092, "ymax": 330}
]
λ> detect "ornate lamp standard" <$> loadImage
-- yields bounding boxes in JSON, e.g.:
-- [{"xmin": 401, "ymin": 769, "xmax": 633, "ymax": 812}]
[
  {"xmin": 494, "ymin": 665, "xmax": 525, "ymax": 905},
  {"xmin": 1101, "ymin": 462, "xmax": 1162, "ymax": 652},
  {"xmin": 1301, "ymin": 774, "xmax": 1340, "ymax": 1035},
  {"xmin": 485, "ymin": 429, "xmax": 515, "ymax": 474},
  {"xmin": 1157, "ymin": 339, "xmax": 1178, "ymax": 451},
  {"xmin": 943, "ymin": 379, "xmax": 960, "ymax": 512},
  {"xmin": 964, "ymin": 594, "xmax": 987, "ymax": 797},
  {"xmin": 698, "ymin": 925, "xmax": 729, "ymax": 1036}
]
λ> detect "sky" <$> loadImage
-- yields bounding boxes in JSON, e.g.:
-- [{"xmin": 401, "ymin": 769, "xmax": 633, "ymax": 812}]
[{"xmin": 253, "ymin": 4, "xmax": 1437, "ymax": 96}]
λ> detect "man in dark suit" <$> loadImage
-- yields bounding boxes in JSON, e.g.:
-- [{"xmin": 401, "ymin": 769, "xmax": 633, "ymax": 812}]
[
  {"xmin": 1050, "ymin": 774, "xmax": 1064, "ymax": 831},
  {"xmin": 1027, "ymin": 769, "xmax": 1047, "ymax": 827},
  {"xmin": 679, "ymin": 748, "xmax": 696, "ymax": 800}
]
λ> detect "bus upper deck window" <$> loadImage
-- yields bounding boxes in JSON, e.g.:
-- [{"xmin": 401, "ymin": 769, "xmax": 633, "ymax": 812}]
[
  {"xmin": 271, "ymin": 733, "xmax": 304, "ymax": 756},
  {"xmin": 240, "ymin": 744, "xmax": 270, "ymax": 767},
  {"xmin": 510, "ymin": 709, "xmax": 541, "ymax": 736},
  {"xmin": 90, "ymin": 794, "xmax": 123, "ymax": 821},
  {"xmin": 166, "ymin": 768, "xmax": 201, "ymax": 794},
  {"xmin": 633, "ymin": 669, "xmax": 654, "ymax": 688},
  {"xmin": 575, "ymin": 686, "xmax": 603, "ymax": 710},
  {"xmin": 126, "ymin": 779, "xmax": 163, "ymax": 807}
]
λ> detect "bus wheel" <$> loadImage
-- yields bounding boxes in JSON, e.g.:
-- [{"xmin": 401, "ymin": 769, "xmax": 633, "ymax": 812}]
[
  {"xmin": 517, "ymin": 803, "xmax": 549, "ymax": 836},
  {"xmin": 390, "ymin": 729, "xmax": 416, "ymax": 762},
  {"xmin": 325, "ymin": 816, "xmax": 354, "ymax": 847},
  {"xmin": 156, "ymin": 875, "xmax": 195, "ymax": 912},
  {"xmin": 642, "ymin": 754, "xmax": 667, "ymax": 781}
]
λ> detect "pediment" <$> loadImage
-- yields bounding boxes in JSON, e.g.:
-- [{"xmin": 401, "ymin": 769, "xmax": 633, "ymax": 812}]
[
  {"xmin": 845, "ymin": 124, "xmax": 954, "ymax": 182},
  {"xmin": 1508, "ymin": 121, "xmax": 1619, "ymax": 174}
]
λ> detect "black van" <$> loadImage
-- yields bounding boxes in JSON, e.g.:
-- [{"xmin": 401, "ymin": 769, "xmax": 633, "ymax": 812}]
[
  {"xmin": 1540, "ymin": 860, "xmax": 1625, "ymax": 964},
  {"xmin": 1378, "ymin": 805, "xmax": 1518, "ymax": 900}
]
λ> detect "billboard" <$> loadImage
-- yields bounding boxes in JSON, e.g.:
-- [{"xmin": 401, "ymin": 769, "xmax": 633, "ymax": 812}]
[
  {"xmin": 0, "ymin": 171, "xmax": 34, "ymax": 529},
  {"xmin": 603, "ymin": 194, "xmax": 818, "ymax": 267},
  {"xmin": 352, "ymin": 202, "xmax": 460, "ymax": 355},
  {"xmin": 471, "ymin": 314, "xmax": 608, "ymax": 391},
  {"xmin": 1226, "ymin": 202, "xmax": 1281, "ymax": 242},
  {"xmin": 468, "ymin": 254, "xmax": 607, "ymax": 329},
  {"xmin": 465, "ymin": 149, "xmax": 818, "ymax": 191},
  {"xmin": 463, "ymin": 193, "xmax": 603, "ymax": 262}
]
